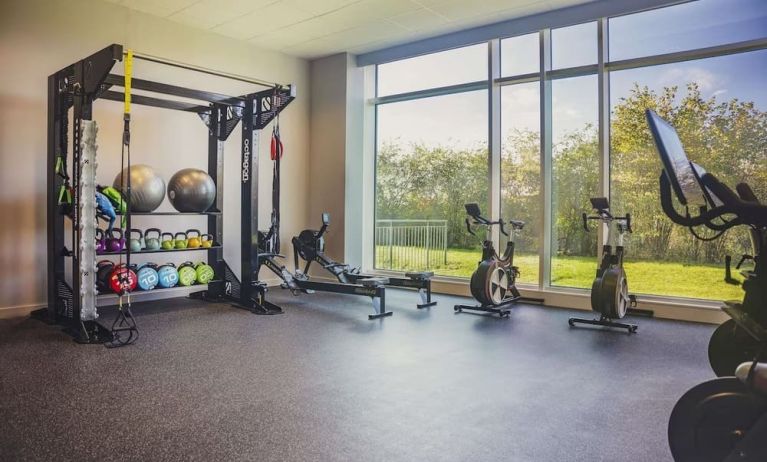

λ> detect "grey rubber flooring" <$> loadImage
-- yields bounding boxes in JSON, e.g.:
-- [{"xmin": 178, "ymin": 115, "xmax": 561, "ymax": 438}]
[{"xmin": 0, "ymin": 289, "xmax": 716, "ymax": 461}]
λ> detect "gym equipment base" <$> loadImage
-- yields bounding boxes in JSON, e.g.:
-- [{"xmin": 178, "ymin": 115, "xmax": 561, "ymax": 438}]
[
  {"xmin": 569, "ymin": 307, "xmax": 653, "ymax": 333},
  {"xmin": 454, "ymin": 296, "xmax": 544, "ymax": 318},
  {"xmin": 232, "ymin": 300, "xmax": 284, "ymax": 315},
  {"xmin": 292, "ymin": 279, "xmax": 392, "ymax": 320},
  {"xmin": 569, "ymin": 315, "xmax": 637, "ymax": 333},
  {"xmin": 31, "ymin": 308, "xmax": 115, "ymax": 344}
]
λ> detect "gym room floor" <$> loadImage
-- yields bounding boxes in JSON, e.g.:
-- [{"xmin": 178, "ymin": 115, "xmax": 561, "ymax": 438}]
[{"xmin": 0, "ymin": 289, "xmax": 714, "ymax": 462}]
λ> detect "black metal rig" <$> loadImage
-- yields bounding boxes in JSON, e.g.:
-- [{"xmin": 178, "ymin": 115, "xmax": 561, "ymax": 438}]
[{"xmin": 36, "ymin": 44, "xmax": 295, "ymax": 343}]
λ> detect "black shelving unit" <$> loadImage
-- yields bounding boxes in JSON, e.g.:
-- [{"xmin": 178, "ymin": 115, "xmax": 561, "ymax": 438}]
[
  {"xmin": 116, "ymin": 211, "xmax": 222, "ymax": 216},
  {"xmin": 98, "ymin": 245, "xmax": 223, "ymax": 256},
  {"xmin": 37, "ymin": 44, "xmax": 295, "ymax": 343}
]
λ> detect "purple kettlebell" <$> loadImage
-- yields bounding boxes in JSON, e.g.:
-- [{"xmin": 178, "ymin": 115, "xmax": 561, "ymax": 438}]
[
  {"xmin": 106, "ymin": 228, "xmax": 125, "ymax": 253},
  {"xmin": 95, "ymin": 228, "xmax": 106, "ymax": 254}
]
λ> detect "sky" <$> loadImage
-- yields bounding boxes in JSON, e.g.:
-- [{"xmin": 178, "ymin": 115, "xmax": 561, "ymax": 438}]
[{"xmin": 376, "ymin": 0, "xmax": 767, "ymax": 151}]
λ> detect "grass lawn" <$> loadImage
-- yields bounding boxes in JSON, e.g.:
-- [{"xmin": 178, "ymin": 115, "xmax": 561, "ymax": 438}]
[{"xmin": 375, "ymin": 246, "xmax": 744, "ymax": 301}]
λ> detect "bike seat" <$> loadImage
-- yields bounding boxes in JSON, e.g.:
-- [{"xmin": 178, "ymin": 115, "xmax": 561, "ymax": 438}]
[
  {"xmin": 360, "ymin": 277, "xmax": 389, "ymax": 287},
  {"xmin": 405, "ymin": 271, "xmax": 434, "ymax": 280},
  {"xmin": 736, "ymin": 362, "xmax": 767, "ymax": 395},
  {"xmin": 509, "ymin": 220, "xmax": 525, "ymax": 230}
]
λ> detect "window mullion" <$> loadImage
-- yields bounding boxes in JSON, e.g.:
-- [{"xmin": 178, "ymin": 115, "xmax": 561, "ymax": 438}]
[
  {"xmin": 540, "ymin": 29, "xmax": 553, "ymax": 290},
  {"xmin": 489, "ymin": 39, "xmax": 502, "ymax": 248}
]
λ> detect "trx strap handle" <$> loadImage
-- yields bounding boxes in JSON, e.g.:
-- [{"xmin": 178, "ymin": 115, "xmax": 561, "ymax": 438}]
[{"xmin": 108, "ymin": 48, "xmax": 139, "ymax": 347}]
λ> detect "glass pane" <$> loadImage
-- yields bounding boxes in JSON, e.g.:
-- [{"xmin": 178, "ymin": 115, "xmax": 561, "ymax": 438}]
[
  {"xmin": 553, "ymin": 22, "xmax": 597, "ymax": 69},
  {"xmin": 551, "ymin": 75, "xmax": 599, "ymax": 288},
  {"xmin": 376, "ymin": 44, "xmax": 488, "ymax": 97},
  {"xmin": 609, "ymin": 0, "xmax": 767, "ymax": 61},
  {"xmin": 501, "ymin": 33, "xmax": 540, "ymax": 76},
  {"xmin": 610, "ymin": 50, "xmax": 767, "ymax": 301},
  {"xmin": 501, "ymin": 82, "xmax": 541, "ymax": 285},
  {"xmin": 375, "ymin": 91, "xmax": 489, "ymax": 277}
]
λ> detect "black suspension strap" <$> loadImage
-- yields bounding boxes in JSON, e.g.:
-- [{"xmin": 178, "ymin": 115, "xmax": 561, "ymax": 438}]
[{"xmin": 107, "ymin": 50, "xmax": 138, "ymax": 348}]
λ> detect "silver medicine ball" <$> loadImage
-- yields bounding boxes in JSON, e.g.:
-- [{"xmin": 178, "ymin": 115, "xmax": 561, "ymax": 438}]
[
  {"xmin": 167, "ymin": 168, "xmax": 216, "ymax": 212},
  {"xmin": 112, "ymin": 164, "xmax": 166, "ymax": 213}
]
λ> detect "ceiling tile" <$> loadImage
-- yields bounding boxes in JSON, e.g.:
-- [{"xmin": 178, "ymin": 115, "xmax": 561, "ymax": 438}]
[
  {"xmin": 284, "ymin": 19, "xmax": 409, "ymax": 56},
  {"xmin": 168, "ymin": 0, "xmax": 278, "ymax": 29},
  {"xmin": 433, "ymin": 0, "xmax": 544, "ymax": 22},
  {"xmin": 211, "ymin": 2, "xmax": 317, "ymax": 41},
  {"xmin": 387, "ymin": 7, "xmax": 448, "ymax": 31},
  {"xmin": 281, "ymin": 0, "xmax": 364, "ymax": 16},
  {"xmin": 120, "ymin": 0, "xmax": 199, "ymax": 17}
]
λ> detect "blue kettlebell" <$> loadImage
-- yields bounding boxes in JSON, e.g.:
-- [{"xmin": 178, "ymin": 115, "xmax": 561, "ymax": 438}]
[
  {"xmin": 157, "ymin": 263, "xmax": 179, "ymax": 288},
  {"xmin": 136, "ymin": 263, "xmax": 159, "ymax": 291}
]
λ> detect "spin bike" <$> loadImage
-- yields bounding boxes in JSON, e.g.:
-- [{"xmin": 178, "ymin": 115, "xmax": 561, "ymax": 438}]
[
  {"xmin": 569, "ymin": 197, "xmax": 653, "ymax": 333},
  {"xmin": 292, "ymin": 212, "xmax": 437, "ymax": 310},
  {"xmin": 647, "ymin": 109, "xmax": 767, "ymax": 462},
  {"xmin": 454, "ymin": 203, "xmax": 543, "ymax": 317}
]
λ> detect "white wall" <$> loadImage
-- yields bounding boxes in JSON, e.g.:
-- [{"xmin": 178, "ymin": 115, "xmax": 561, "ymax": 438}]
[
  {"xmin": 308, "ymin": 54, "xmax": 348, "ymax": 267},
  {"xmin": 0, "ymin": 0, "xmax": 310, "ymax": 317}
]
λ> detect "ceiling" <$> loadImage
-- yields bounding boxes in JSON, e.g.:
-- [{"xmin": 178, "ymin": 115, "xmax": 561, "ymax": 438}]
[{"xmin": 105, "ymin": 0, "xmax": 594, "ymax": 59}]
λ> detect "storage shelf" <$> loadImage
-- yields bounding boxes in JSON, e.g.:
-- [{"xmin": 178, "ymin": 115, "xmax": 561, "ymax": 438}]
[
  {"xmin": 96, "ymin": 282, "xmax": 221, "ymax": 303},
  {"xmin": 116, "ymin": 210, "xmax": 221, "ymax": 216},
  {"xmin": 97, "ymin": 245, "xmax": 221, "ymax": 256}
]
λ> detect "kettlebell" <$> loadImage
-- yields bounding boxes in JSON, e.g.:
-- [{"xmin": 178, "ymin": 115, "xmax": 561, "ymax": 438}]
[
  {"xmin": 145, "ymin": 228, "xmax": 162, "ymax": 250},
  {"xmin": 109, "ymin": 263, "xmax": 137, "ymax": 294},
  {"xmin": 161, "ymin": 232, "xmax": 175, "ymax": 250},
  {"xmin": 96, "ymin": 260, "xmax": 115, "ymax": 293},
  {"xmin": 105, "ymin": 228, "xmax": 125, "ymax": 253},
  {"xmin": 95, "ymin": 228, "xmax": 106, "ymax": 254},
  {"xmin": 186, "ymin": 229, "xmax": 202, "ymax": 249},
  {"xmin": 174, "ymin": 232, "xmax": 188, "ymax": 250},
  {"xmin": 128, "ymin": 229, "xmax": 145, "ymax": 253},
  {"xmin": 195, "ymin": 261, "xmax": 215, "ymax": 284},
  {"xmin": 201, "ymin": 234, "xmax": 214, "ymax": 248},
  {"xmin": 157, "ymin": 263, "xmax": 179, "ymax": 288},
  {"xmin": 178, "ymin": 261, "xmax": 197, "ymax": 286},
  {"xmin": 136, "ymin": 263, "xmax": 159, "ymax": 291}
]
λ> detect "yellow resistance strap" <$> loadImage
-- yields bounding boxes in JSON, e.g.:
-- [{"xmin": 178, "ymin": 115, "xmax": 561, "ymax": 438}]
[{"xmin": 124, "ymin": 49, "xmax": 133, "ymax": 116}]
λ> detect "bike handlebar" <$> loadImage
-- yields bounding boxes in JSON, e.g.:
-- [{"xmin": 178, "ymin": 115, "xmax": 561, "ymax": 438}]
[
  {"xmin": 466, "ymin": 216, "xmax": 509, "ymax": 237},
  {"xmin": 583, "ymin": 211, "xmax": 632, "ymax": 233}
]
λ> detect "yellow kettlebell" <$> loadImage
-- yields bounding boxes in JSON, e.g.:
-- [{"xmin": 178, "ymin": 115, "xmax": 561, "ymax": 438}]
[
  {"xmin": 174, "ymin": 232, "xmax": 188, "ymax": 250},
  {"xmin": 201, "ymin": 233, "xmax": 214, "ymax": 248},
  {"xmin": 186, "ymin": 229, "xmax": 201, "ymax": 249},
  {"xmin": 161, "ymin": 232, "xmax": 175, "ymax": 250}
]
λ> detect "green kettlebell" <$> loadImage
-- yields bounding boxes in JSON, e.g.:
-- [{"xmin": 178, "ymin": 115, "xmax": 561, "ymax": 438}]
[
  {"xmin": 161, "ymin": 232, "xmax": 175, "ymax": 250},
  {"xmin": 186, "ymin": 229, "xmax": 201, "ymax": 249},
  {"xmin": 178, "ymin": 261, "xmax": 197, "ymax": 286},
  {"xmin": 174, "ymin": 232, "xmax": 188, "ymax": 250},
  {"xmin": 128, "ymin": 229, "xmax": 144, "ymax": 252},
  {"xmin": 201, "ymin": 233, "xmax": 214, "ymax": 248},
  {"xmin": 145, "ymin": 228, "xmax": 162, "ymax": 250},
  {"xmin": 195, "ymin": 261, "xmax": 215, "ymax": 284}
]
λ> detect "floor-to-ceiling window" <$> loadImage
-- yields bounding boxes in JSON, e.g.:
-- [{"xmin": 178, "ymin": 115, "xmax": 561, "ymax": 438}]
[
  {"xmin": 371, "ymin": 0, "xmax": 767, "ymax": 302},
  {"xmin": 374, "ymin": 44, "xmax": 488, "ymax": 277}
]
